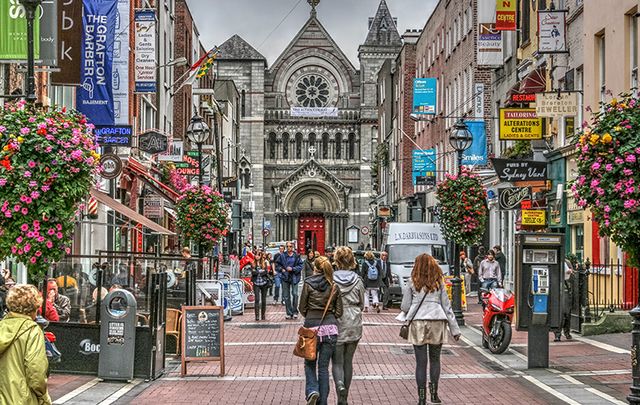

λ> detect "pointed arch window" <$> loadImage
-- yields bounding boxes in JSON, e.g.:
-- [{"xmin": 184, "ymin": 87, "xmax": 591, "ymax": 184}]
[
  {"xmin": 295, "ymin": 133, "xmax": 303, "ymax": 159},
  {"xmin": 348, "ymin": 133, "xmax": 356, "ymax": 160},
  {"xmin": 282, "ymin": 133, "xmax": 290, "ymax": 159},
  {"xmin": 322, "ymin": 133, "xmax": 329, "ymax": 159},
  {"xmin": 241, "ymin": 90, "xmax": 246, "ymax": 117},
  {"xmin": 335, "ymin": 133, "xmax": 342, "ymax": 159},
  {"xmin": 309, "ymin": 133, "xmax": 316, "ymax": 155},
  {"xmin": 268, "ymin": 132, "xmax": 276, "ymax": 159}
]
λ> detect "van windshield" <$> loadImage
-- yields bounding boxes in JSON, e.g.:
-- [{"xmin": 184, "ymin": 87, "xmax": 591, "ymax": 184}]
[{"xmin": 388, "ymin": 245, "xmax": 448, "ymax": 265}]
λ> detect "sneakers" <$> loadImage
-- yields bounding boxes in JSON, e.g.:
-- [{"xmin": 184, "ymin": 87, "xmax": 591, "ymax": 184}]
[
  {"xmin": 293, "ymin": 314, "xmax": 299, "ymax": 319},
  {"xmin": 375, "ymin": 304, "xmax": 381, "ymax": 313},
  {"xmin": 553, "ymin": 335, "xmax": 561, "ymax": 342},
  {"xmin": 337, "ymin": 381, "xmax": 347, "ymax": 404},
  {"xmin": 285, "ymin": 315, "xmax": 293, "ymax": 320},
  {"xmin": 565, "ymin": 333, "xmax": 572, "ymax": 340},
  {"xmin": 306, "ymin": 391, "xmax": 319, "ymax": 405}
]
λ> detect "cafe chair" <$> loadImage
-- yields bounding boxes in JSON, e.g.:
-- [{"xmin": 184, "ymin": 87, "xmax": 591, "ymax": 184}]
[{"xmin": 166, "ymin": 308, "xmax": 182, "ymax": 355}]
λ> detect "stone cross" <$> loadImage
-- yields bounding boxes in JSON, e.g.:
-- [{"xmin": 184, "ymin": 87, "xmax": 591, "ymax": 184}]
[
  {"xmin": 308, "ymin": 0, "xmax": 320, "ymax": 16},
  {"xmin": 308, "ymin": 145, "xmax": 317, "ymax": 159}
]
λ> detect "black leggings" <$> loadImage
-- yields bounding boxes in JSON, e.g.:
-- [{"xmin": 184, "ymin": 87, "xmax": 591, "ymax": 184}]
[
  {"xmin": 254, "ymin": 285, "xmax": 268, "ymax": 319},
  {"xmin": 332, "ymin": 340, "xmax": 359, "ymax": 392},
  {"xmin": 414, "ymin": 344, "xmax": 442, "ymax": 388}
]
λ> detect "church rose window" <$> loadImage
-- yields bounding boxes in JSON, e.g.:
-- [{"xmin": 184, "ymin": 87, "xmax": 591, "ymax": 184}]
[{"xmin": 295, "ymin": 74, "xmax": 330, "ymax": 107}]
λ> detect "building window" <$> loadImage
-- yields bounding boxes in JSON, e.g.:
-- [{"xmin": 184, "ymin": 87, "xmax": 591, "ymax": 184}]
[
  {"xmin": 282, "ymin": 133, "xmax": 289, "ymax": 159},
  {"xmin": 598, "ymin": 34, "xmax": 606, "ymax": 108},
  {"xmin": 268, "ymin": 132, "xmax": 276, "ymax": 159},
  {"xmin": 241, "ymin": 168, "xmax": 251, "ymax": 189},
  {"xmin": 348, "ymin": 133, "xmax": 356, "ymax": 160},
  {"xmin": 322, "ymin": 133, "xmax": 329, "ymax": 159},
  {"xmin": 295, "ymin": 74, "xmax": 330, "ymax": 107},
  {"xmin": 520, "ymin": 0, "xmax": 531, "ymax": 45},
  {"xmin": 241, "ymin": 90, "xmax": 246, "ymax": 117},
  {"xmin": 335, "ymin": 133, "xmax": 342, "ymax": 159},
  {"xmin": 308, "ymin": 133, "xmax": 316, "ymax": 158},
  {"xmin": 631, "ymin": 14, "xmax": 638, "ymax": 90},
  {"xmin": 295, "ymin": 132, "xmax": 303, "ymax": 159}
]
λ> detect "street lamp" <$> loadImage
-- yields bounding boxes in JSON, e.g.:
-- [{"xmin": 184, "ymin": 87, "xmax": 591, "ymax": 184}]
[
  {"xmin": 186, "ymin": 113, "xmax": 210, "ymax": 280},
  {"xmin": 248, "ymin": 183, "xmax": 255, "ymax": 247},
  {"xmin": 448, "ymin": 118, "xmax": 473, "ymax": 326},
  {"xmin": 19, "ymin": 0, "xmax": 42, "ymax": 102}
]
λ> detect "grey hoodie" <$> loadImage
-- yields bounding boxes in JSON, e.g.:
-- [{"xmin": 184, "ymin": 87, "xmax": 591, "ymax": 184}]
[{"xmin": 333, "ymin": 269, "xmax": 365, "ymax": 343}]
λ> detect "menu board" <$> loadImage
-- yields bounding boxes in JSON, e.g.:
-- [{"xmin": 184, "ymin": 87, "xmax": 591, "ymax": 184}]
[{"xmin": 181, "ymin": 306, "xmax": 225, "ymax": 376}]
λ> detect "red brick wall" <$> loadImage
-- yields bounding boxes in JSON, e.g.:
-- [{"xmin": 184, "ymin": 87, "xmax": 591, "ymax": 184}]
[{"xmin": 397, "ymin": 43, "xmax": 417, "ymax": 198}]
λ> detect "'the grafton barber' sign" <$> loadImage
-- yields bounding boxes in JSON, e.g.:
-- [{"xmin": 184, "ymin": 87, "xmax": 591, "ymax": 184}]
[{"xmin": 491, "ymin": 159, "xmax": 547, "ymax": 182}]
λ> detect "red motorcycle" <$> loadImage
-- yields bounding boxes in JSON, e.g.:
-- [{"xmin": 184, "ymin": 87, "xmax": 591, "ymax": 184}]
[{"xmin": 481, "ymin": 287, "xmax": 515, "ymax": 354}]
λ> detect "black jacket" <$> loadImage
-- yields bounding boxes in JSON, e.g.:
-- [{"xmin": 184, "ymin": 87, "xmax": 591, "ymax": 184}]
[{"xmin": 299, "ymin": 275, "xmax": 343, "ymax": 328}]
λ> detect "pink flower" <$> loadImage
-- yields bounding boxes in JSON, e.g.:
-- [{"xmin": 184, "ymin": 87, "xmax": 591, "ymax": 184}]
[
  {"xmin": 35, "ymin": 250, "xmax": 42, "ymax": 257},
  {"xmin": 56, "ymin": 224, "xmax": 62, "ymax": 231},
  {"xmin": 56, "ymin": 232, "xmax": 63, "ymax": 239},
  {"xmin": 13, "ymin": 205, "xmax": 20, "ymax": 212},
  {"xmin": 624, "ymin": 168, "xmax": 634, "ymax": 176},
  {"xmin": 46, "ymin": 241, "xmax": 53, "ymax": 248},
  {"xmin": 21, "ymin": 208, "xmax": 28, "ymax": 215},
  {"xmin": 0, "ymin": 178, "xmax": 6, "ymax": 186},
  {"xmin": 26, "ymin": 232, "xmax": 34, "ymax": 238},
  {"xmin": 27, "ymin": 160, "xmax": 36, "ymax": 168},
  {"xmin": 20, "ymin": 224, "xmax": 28, "ymax": 232},
  {"xmin": 615, "ymin": 157, "xmax": 625, "ymax": 164},
  {"xmin": 24, "ymin": 171, "xmax": 31, "ymax": 178},
  {"xmin": 16, "ymin": 236, "xmax": 23, "ymax": 243},
  {"xmin": 605, "ymin": 164, "xmax": 613, "ymax": 171},
  {"xmin": 624, "ymin": 199, "xmax": 637, "ymax": 209},
  {"xmin": 30, "ymin": 257, "xmax": 37, "ymax": 264},
  {"xmin": 0, "ymin": 126, "xmax": 5, "ymax": 133},
  {"xmin": 590, "ymin": 179, "xmax": 600, "ymax": 187},
  {"xmin": 41, "ymin": 185, "xmax": 50, "ymax": 192},
  {"xmin": 20, "ymin": 127, "xmax": 30, "ymax": 135},
  {"xmin": 626, "ymin": 154, "xmax": 637, "ymax": 163},
  {"xmin": 591, "ymin": 162, "xmax": 601, "ymax": 170},
  {"xmin": 30, "ymin": 191, "xmax": 39, "ymax": 199},
  {"xmin": 47, "ymin": 228, "xmax": 55, "ymax": 235},
  {"xmin": 11, "ymin": 246, "xmax": 17, "ymax": 254}
]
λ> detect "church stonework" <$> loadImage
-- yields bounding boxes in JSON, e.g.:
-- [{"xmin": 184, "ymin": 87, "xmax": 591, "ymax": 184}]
[{"xmin": 216, "ymin": 0, "xmax": 402, "ymax": 253}]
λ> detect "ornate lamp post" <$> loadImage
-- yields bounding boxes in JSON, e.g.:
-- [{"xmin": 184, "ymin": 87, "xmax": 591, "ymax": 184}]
[
  {"xmin": 186, "ymin": 114, "xmax": 210, "ymax": 279},
  {"xmin": 19, "ymin": 0, "xmax": 42, "ymax": 102},
  {"xmin": 448, "ymin": 118, "xmax": 473, "ymax": 326}
]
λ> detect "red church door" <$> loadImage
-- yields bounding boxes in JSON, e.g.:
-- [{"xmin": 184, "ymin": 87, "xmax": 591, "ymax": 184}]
[{"xmin": 298, "ymin": 214, "xmax": 325, "ymax": 255}]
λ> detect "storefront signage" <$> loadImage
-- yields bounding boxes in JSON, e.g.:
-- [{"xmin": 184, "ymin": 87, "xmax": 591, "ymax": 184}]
[
  {"xmin": 499, "ymin": 108, "xmax": 542, "ymax": 140},
  {"xmin": 412, "ymin": 78, "xmax": 437, "ymax": 115},
  {"xmin": 134, "ymin": 9, "xmax": 156, "ymax": 93},
  {"xmin": 474, "ymin": 83, "xmax": 485, "ymax": 118},
  {"xmin": 462, "ymin": 121, "xmax": 487, "ymax": 166},
  {"xmin": 99, "ymin": 154, "xmax": 122, "ymax": 179},
  {"xmin": 143, "ymin": 195, "xmax": 163, "ymax": 218},
  {"xmin": 511, "ymin": 93, "xmax": 536, "ymax": 103},
  {"xmin": 77, "ymin": 0, "xmax": 117, "ymax": 125},
  {"xmin": 37, "ymin": 0, "xmax": 58, "ymax": 66},
  {"xmin": 477, "ymin": 23, "xmax": 503, "ymax": 66},
  {"xmin": 567, "ymin": 210, "xmax": 584, "ymax": 225},
  {"xmin": 95, "ymin": 125, "xmax": 132, "ymax": 146},
  {"xmin": 521, "ymin": 210, "xmax": 547, "ymax": 226},
  {"xmin": 113, "ymin": 0, "xmax": 130, "ymax": 124},
  {"xmin": 495, "ymin": 0, "xmax": 517, "ymax": 31},
  {"xmin": 538, "ymin": 10, "xmax": 567, "ymax": 54},
  {"xmin": 51, "ymin": 0, "xmax": 82, "ymax": 85},
  {"xmin": 158, "ymin": 140, "xmax": 183, "ymax": 162},
  {"xmin": 0, "ymin": 0, "xmax": 40, "ymax": 60},
  {"xmin": 138, "ymin": 130, "xmax": 168, "ymax": 154},
  {"xmin": 378, "ymin": 206, "xmax": 392, "ymax": 218},
  {"xmin": 498, "ymin": 187, "xmax": 532, "ymax": 210},
  {"xmin": 412, "ymin": 149, "xmax": 436, "ymax": 185},
  {"xmin": 492, "ymin": 159, "xmax": 547, "ymax": 182},
  {"xmin": 535, "ymin": 92, "xmax": 578, "ymax": 117}
]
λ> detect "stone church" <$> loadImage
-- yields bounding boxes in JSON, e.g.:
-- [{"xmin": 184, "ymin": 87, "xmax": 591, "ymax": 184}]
[{"xmin": 215, "ymin": 0, "xmax": 402, "ymax": 253}]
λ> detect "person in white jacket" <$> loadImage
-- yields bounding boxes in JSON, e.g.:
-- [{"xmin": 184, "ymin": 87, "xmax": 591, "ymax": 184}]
[{"xmin": 400, "ymin": 253, "xmax": 461, "ymax": 405}]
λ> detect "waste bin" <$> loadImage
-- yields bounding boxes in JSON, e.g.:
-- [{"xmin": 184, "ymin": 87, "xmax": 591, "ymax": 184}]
[{"xmin": 98, "ymin": 289, "xmax": 137, "ymax": 381}]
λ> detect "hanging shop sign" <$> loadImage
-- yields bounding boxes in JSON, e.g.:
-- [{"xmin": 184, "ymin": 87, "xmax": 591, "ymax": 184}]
[
  {"xmin": 134, "ymin": 9, "xmax": 157, "ymax": 93},
  {"xmin": 37, "ymin": 0, "xmax": 57, "ymax": 66},
  {"xmin": 412, "ymin": 78, "xmax": 437, "ymax": 115},
  {"xmin": 535, "ymin": 92, "xmax": 578, "ymax": 118},
  {"xmin": 95, "ymin": 125, "xmax": 133, "ymax": 146},
  {"xmin": 538, "ymin": 10, "xmax": 567, "ymax": 54},
  {"xmin": 477, "ymin": 23, "xmax": 503, "ymax": 66},
  {"xmin": 0, "ymin": 0, "xmax": 40, "ymax": 60},
  {"xmin": 378, "ymin": 206, "xmax": 392, "ymax": 218},
  {"xmin": 99, "ymin": 154, "xmax": 123, "ymax": 179},
  {"xmin": 76, "ymin": 0, "xmax": 117, "ymax": 126},
  {"xmin": 412, "ymin": 149, "xmax": 436, "ymax": 186},
  {"xmin": 138, "ymin": 130, "xmax": 168, "ymax": 154},
  {"xmin": 492, "ymin": 159, "xmax": 547, "ymax": 182},
  {"xmin": 143, "ymin": 195, "xmax": 163, "ymax": 218},
  {"xmin": 511, "ymin": 93, "xmax": 536, "ymax": 103},
  {"xmin": 521, "ymin": 210, "xmax": 547, "ymax": 226},
  {"xmin": 474, "ymin": 83, "xmax": 485, "ymax": 119},
  {"xmin": 462, "ymin": 121, "xmax": 487, "ymax": 166},
  {"xmin": 51, "ymin": 0, "xmax": 82, "ymax": 85},
  {"xmin": 498, "ymin": 187, "xmax": 532, "ymax": 210},
  {"xmin": 113, "ymin": 0, "xmax": 131, "ymax": 124},
  {"xmin": 499, "ymin": 108, "xmax": 542, "ymax": 140},
  {"xmin": 495, "ymin": 0, "xmax": 517, "ymax": 31}
]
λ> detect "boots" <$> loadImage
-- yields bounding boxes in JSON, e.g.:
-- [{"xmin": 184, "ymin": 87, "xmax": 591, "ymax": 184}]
[
  {"xmin": 418, "ymin": 387, "xmax": 426, "ymax": 405},
  {"xmin": 429, "ymin": 382, "xmax": 441, "ymax": 404}
]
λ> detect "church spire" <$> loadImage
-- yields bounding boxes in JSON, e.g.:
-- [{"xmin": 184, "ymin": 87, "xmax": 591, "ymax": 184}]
[
  {"xmin": 308, "ymin": 0, "xmax": 320, "ymax": 18},
  {"xmin": 363, "ymin": 0, "xmax": 402, "ymax": 47}
]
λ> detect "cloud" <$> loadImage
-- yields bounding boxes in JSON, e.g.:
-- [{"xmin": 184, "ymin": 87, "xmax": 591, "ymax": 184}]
[{"xmin": 185, "ymin": 0, "xmax": 437, "ymax": 66}]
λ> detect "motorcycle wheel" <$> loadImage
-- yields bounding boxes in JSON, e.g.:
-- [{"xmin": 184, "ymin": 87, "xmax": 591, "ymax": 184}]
[
  {"xmin": 482, "ymin": 330, "xmax": 489, "ymax": 348},
  {"xmin": 488, "ymin": 321, "xmax": 512, "ymax": 354}
]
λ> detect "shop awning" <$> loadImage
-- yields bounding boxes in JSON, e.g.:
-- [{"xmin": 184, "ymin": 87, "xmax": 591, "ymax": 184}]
[
  {"xmin": 90, "ymin": 188, "xmax": 175, "ymax": 235},
  {"xmin": 506, "ymin": 67, "xmax": 547, "ymax": 104},
  {"xmin": 125, "ymin": 158, "xmax": 181, "ymax": 204},
  {"xmin": 164, "ymin": 206, "xmax": 177, "ymax": 219}
]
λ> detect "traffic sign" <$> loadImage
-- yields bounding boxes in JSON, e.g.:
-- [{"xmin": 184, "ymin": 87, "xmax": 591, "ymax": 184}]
[
  {"xmin": 361, "ymin": 226, "xmax": 370, "ymax": 236},
  {"xmin": 262, "ymin": 229, "xmax": 270, "ymax": 237}
]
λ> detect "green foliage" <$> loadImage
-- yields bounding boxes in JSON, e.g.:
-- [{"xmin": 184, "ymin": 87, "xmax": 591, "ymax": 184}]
[{"xmin": 502, "ymin": 140, "xmax": 532, "ymax": 159}]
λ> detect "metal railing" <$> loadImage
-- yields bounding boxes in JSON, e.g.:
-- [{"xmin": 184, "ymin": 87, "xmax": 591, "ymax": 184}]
[{"xmin": 586, "ymin": 258, "xmax": 638, "ymax": 322}]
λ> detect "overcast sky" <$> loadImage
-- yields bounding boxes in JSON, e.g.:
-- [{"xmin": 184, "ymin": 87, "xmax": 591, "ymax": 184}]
[{"xmin": 186, "ymin": 0, "xmax": 438, "ymax": 66}]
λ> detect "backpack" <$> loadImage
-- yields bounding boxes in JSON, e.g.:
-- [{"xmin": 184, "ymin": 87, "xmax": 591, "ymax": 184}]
[{"xmin": 366, "ymin": 261, "xmax": 379, "ymax": 281}]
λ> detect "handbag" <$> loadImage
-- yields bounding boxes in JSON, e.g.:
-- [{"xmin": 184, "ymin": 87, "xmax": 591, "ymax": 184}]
[
  {"xmin": 293, "ymin": 285, "xmax": 336, "ymax": 361},
  {"xmin": 399, "ymin": 288, "xmax": 429, "ymax": 340}
]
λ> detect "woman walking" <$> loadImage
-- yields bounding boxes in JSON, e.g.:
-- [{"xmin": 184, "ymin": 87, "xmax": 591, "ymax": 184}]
[
  {"xmin": 332, "ymin": 247, "xmax": 365, "ymax": 405},
  {"xmin": 303, "ymin": 250, "xmax": 318, "ymax": 280},
  {"xmin": 299, "ymin": 256, "xmax": 343, "ymax": 405},
  {"xmin": 360, "ymin": 251, "xmax": 382, "ymax": 313},
  {"xmin": 401, "ymin": 254, "xmax": 461, "ymax": 404},
  {"xmin": 251, "ymin": 255, "xmax": 271, "ymax": 321},
  {"xmin": 0, "ymin": 284, "xmax": 52, "ymax": 404}
]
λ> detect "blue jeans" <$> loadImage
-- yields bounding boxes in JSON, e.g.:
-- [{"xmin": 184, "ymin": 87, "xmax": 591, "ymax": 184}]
[
  {"xmin": 273, "ymin": 274, "xmax": 282, "ymax": 300},
  {"xmin": 282, "ymin": 280, "xmax": 299, "ymax": 316},
  {"xmin": 305, "ymin": 335, "xmax": 337, "ymax": 404}
]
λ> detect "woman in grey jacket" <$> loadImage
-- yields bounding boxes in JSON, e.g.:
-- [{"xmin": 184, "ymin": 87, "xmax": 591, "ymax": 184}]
[
  {"xmin": 331, "ymin": 247, "xmax": 365, "ymax": 405},
  {"xmin": 400, "ymin": 253, "xmax": 461, "ymax": 405}
]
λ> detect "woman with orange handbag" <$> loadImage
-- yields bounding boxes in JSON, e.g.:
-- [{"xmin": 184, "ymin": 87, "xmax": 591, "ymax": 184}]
[{"xmin": 298, "ymin": 256, "xmax": 343, "ymax": 405}]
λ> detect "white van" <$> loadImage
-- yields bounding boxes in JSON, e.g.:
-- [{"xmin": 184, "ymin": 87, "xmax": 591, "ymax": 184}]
[{"xmin": 382, "ymin": 223, "xmax": 449, "ymax": 302}]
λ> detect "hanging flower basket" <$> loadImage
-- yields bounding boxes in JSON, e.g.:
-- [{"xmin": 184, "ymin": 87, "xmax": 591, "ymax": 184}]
[
  {"xmin": 175, "ymin": 184, "xmax": 230, "ymax": 251},
  {"xmin": 436, "ymin": 167, "xmax": 488, "ymax": 247},
  {"xmin": 571, "ymin": 93, "xmax": 640, "ymax": 265},
  {"xmin": 0, "ymin": 101, "xmax": 100, "ymax": 279}
]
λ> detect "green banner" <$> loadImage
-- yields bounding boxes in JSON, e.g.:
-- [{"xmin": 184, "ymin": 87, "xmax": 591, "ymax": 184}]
[{"xmin": 0, "ymin": 1, "xmax": 40, "ymax": 60}]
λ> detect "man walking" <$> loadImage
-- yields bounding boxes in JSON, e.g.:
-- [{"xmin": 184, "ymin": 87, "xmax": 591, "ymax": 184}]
[
  {"xmin": 379, "ymin": 252, "xmax": 391, "ymax": 310},
  {"xmin": 494, "ymin": 246, "xmax": 507, "ymax": 286},
  {"xmin": 272, "ymin": 245, "xmax": 285, "ymax": 305},
  {"xmin": 277, "ymin": 242, "xmax": 303, "ymax": 319}
]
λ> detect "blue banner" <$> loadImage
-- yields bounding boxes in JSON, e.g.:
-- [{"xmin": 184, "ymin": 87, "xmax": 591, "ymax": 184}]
[
  {"xmin": 412, "ymin": 78, "xmax": 437, "ymax": 115},
  {"xmin": 462, "ymin": 121, "xmax": 488, "ymax": 166},
  {"xmin": 412, "ymin": 149, "xmax": 436, "ymax": 186},
  {"xmin": 77, "ymin": 0, "xmax": 117, "ymax": 126}
]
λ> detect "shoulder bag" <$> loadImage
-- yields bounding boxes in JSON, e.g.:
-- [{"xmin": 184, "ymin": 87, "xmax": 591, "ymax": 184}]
[
  {"xmin": 293, "ymin": 285, "xmax": 336, "ymax": 361},
  {"xmin": 399, "ymin": 289, "xmax": 429, "ymax": 340}
]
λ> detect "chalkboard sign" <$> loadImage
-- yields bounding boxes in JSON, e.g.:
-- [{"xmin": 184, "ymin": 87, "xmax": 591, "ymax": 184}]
[{"xmin": 181, "ymin": 306, "xmax": 225, "ymax": 376}]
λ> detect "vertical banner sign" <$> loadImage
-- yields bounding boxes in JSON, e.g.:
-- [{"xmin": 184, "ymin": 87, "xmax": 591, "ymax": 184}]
[
  {"xmin": 37, "ymin": 0, "xmax": 57, "ymax": 66},
  {"xmin": 134, "ymin": 9, "xmax": 157, "ymax": 93},
  {"xmin": 51, "ymin": 0, "xmax": 82, "ymax": 85},
  {"xmin": 495, "ymin": 0, "xmax": 517, "ymax": 31},
  {"xmin": 538, "ymin": 10, "xmax": 567, "ymax": 53},
  {"xmin": 412, "ymin": 78, "xmax": 437, "ymax": 115},
  {"xmin": 477, "ymin": 23, "xmax": 503, "ymax": 66},
  {"xmin": 77, "ymin": 0, "xmax": 117, "ymax": 126},
  {"xmin": 412, "ymin": 149, "xmax": 436, "ymax": 186},
  {"xmin": 474, "ymin": 83, "xmax": 485, "ymax": 119},
  {"xmin": 462, "ymin": 121, "xmax": 487, "ymax": 166},
  {"xmin": 113, "ymin": 0, "xmax": 130, "ymax": 124},
  {"xmin": 0, "ymin": 1, "xmax": 40, "ymax": 60}
]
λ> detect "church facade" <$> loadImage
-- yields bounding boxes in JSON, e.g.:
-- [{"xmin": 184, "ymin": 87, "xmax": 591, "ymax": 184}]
[{"xmin": 215, "ymin": 0, "xmax": 402, "ymax": 253}]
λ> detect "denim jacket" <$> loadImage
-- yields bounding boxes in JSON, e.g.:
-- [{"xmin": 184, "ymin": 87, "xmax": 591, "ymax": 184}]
[{"xmin": 399, "ymin": 282, "xmax": 461, "ymax": 337}]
